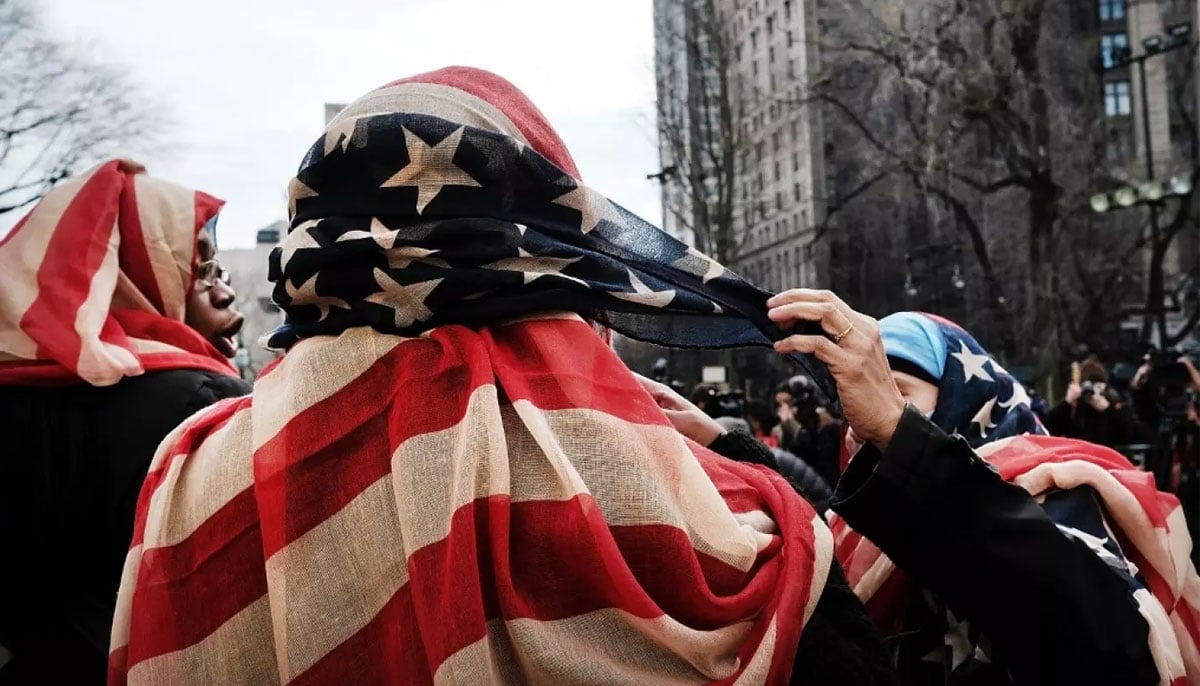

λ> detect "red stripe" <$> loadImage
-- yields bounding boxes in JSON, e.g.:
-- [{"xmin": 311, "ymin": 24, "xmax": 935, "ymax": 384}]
[
  {"xmin": 108, "ymin": 645, "xmax": 129, "ymax": 686},
  {"xmin": 125, "ymin": 487, "xmax": 265, "ymax": 666},
  {"xmin": 256, "ymin": 320, "xmax": 669, "ymax": 558},
  {"xmin": 254, "ymin": 334, "xmax": 491, "ymax": 558},
  {"xmin": 488, "ymin": 319, "xmax": 670, "ymax": 425},
  {"xmin": 21, "ymin": 161, "xmax": 125, "ymax": 366},
  {"xmin": 295, "ymin": 494, "xmax": 796, "ymax": 680},
  {"xmin": 116, "ymin": 174, "xmax": 165, "ymax": 314}
]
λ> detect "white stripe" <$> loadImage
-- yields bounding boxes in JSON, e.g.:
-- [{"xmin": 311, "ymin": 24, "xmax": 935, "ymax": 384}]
[
  {"xmin": 436, "ymin": 610, "xmax": 753, "ymax": 685},
  {"xmin": 803, "ymin": 514, "xmax": 834, "ymax": 625},
  {"xmin": 110, "ymin": 544, "xmax": 143, "ymax": 653},
  {"xmin": 733, "ymin": 617, "xmax": 777, "ymax": 685},
  {"xmin": 1132, "ymin": 588, "xmax": 1188, "ymax": 685},
  {"xmin": 0, "ymin": 164, "xmax": 102, "ymax": 360},
  {"xmin": 266, "ymin": 476, "xmax": 410, "ymax": 682},
  {"xmin": 145, "ymin": 408, "xmax": 253, "ymax": 548},
  {"xmin": 132, "ymin": 174, "xmax": 197, "ymax": 322},
  {"xmin": 251, "ymin": 327, "xmax": 401, "ymax": 449}
]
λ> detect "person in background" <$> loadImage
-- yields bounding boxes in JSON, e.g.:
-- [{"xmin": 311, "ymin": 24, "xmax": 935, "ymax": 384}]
[
  {"xmin": 0, "ymin": 160, "xmax": 250, "ymax": 685},
  {"xmin": 1045, "ymin": 357, "xmax": 1142, "ymax": 448},
  {"xmin": 744, "ymin": 399, "xmax": 780, "ymax": 447},
  {"xmin": 774, "ymin": 375, "xmax": 842, "ymax": 487}
]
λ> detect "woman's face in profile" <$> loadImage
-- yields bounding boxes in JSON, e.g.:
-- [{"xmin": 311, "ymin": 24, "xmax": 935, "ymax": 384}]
[{"xmin": 892, "ymin": 370, "xmax": 939, "ymax": 416}]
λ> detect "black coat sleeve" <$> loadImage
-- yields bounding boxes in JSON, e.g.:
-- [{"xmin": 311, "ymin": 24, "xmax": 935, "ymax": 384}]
[{"xmin": 830, "ymin": 407, "xmax": 1159, "ymax": 686}]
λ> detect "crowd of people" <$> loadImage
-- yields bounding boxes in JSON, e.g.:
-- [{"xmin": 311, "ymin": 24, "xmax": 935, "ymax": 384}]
[{"xmin": 2, "ymin": 66, "xmax": 1200, "ymax": 686}]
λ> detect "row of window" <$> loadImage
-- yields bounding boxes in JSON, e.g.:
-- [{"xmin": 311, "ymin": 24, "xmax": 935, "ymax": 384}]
[{"xmin": 742, "ymin": 243, "xmax": 811, "ymax": 292}]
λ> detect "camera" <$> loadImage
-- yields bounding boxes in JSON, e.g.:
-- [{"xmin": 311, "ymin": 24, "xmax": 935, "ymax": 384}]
[{"xmin": 698, "ymin": 387, "xmax": 746, "ymax": 419}]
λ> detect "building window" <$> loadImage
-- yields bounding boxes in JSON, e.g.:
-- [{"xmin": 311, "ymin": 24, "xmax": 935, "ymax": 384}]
[
  {"xmin": 770, "ymin": 73, "xmax": 776, "ymax": 91},
  {"xmin": 792, "ymin": 151, "xmax": 800, "ymax": 171},
  {"xmin": 1106, "ymin": 127, "xmax": 1134, "ymax": 161},
  {"xmin": 789, "ymin": 59, "xmax": 796, "ymax": 79},
  {"xmin": 774, "ymin": 160, "xmax": 781, "ymax": 181},
  {"xmin": 1101, "ymin": 33, "xmax": 1128, "ymax": 69},
  {"xmin": 776, "ymin": 192, "xmax": 783, "ymax": 211},
  {"xmin": 735, "ymin": 44, "xmax": 743, "ymax": 62},
  {"xmin": 1098, "ymin": 0, "xmax": 1125, "ymax": 21},
  {"xmin": 787, "ymin": 30, "xmax": 794, "ymax": 48},
  {"xmin": 794, "ymin": 182, "xmax": 801, "ymax": 201},
  {"xmin": 1105, "ymin": 80, "xmax": 1131, "ymax": 116},
  {"xmin": 751, "ymin": 29, "xmax": 759, "ymax": 50},
  {"xmin": 772, "ymin": 130, "xmax": 780, "ymax": 148},
  {"xmin": 767, "ymin": 14, "xmax": 774, "ymax": 34},
  {"xmin": 769, "ymin": 46, "xmax": 775, "ymax": 63},
  {"xmin": 784, "ymin": 0, "xmax": 792, "ymax": 20},
  {"xmin": 752, "ymin": 60, "xmax": 759, "ymax": 77}
]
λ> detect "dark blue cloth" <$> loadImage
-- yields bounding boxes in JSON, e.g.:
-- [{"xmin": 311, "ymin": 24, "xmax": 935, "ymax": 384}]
[{"xmin": 266, "ymin": 113, "xmax": 834, "ymax": 396}]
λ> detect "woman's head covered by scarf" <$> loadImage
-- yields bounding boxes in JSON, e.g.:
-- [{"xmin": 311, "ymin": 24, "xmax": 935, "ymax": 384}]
[
  {"xmin": 879, "ymin": 312, "xmax": 1045, "ymax": 447},
  {"xmin": 268, "ymin": 66, "xmax": 833, "ymax": 395},
  {"xmin": 0, "ymin": 159, "xmax": 240, "ymax": 386}
]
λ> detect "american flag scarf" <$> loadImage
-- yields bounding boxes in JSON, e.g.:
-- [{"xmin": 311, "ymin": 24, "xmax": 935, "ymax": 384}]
[
  {"xmin": 109, "ymin": 68, "xmax": 834, "ymax": 685},
  {"xmin": 108, "ymin": 314, "xmax": 833, "ymax": 685},
  {"xmin": 0, "ymin": 159, "xmax": 237, "ymax": 386},
  {"xmin": 830, "ymin": 316, "xmax": 1200, "ymax": 683},
  {"xmin": 261, "ymin": 67, "xmax": 832, "ymax": 396}
]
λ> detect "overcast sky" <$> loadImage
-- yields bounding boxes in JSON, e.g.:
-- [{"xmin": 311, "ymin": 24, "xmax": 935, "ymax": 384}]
[{"xmin": 38, "ymin": 0, "xmax": 662, "ymax": 249}]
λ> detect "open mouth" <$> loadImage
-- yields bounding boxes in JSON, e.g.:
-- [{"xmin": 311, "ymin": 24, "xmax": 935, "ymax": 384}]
[{"xmin": 213, "ymin": 316, "xmax": 245, "ymax": 358}]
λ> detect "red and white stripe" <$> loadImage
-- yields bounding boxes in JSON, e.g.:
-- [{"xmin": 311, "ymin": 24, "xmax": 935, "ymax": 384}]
[
  {"xmin": 830, "ymin": 434, "xmax": 1200, "ymax": 686},
  {"xmin": 0, "ymin": 159, "xmax": 236, "ymax": 386},
  {"xmin": 109, "ymin": 315, "xmax": 831, "ymax": 685}
]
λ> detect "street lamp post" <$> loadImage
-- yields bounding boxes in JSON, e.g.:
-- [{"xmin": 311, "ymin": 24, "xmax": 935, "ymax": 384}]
[{"xmin": 1092, "ymin": 22, "xmax": 1193, "ymax": 345}]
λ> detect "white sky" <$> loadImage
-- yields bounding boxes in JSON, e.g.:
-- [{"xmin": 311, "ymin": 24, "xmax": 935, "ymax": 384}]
[{"xmin": 38, "ymin": 0, "xmax": 663, "ymax": 248}]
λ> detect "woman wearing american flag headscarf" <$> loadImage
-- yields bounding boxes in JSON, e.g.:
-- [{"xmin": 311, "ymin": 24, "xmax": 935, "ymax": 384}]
[
  {"xmin": 0, "ymin": 160, "xmax": 251, "ymax": 684},
  {"xmin": 107, "ymin": 67, "xmax": 898, "ymax": 686},
  {"xmin": 805, "ymin": 309, "xmax": 1199, "ymax": 686}
]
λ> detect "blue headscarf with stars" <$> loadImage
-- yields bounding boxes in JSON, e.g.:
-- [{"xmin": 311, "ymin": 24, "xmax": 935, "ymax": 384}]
[{"xmin": 880, "ymin": 312, "xmax": 1046, "ymax": 448}]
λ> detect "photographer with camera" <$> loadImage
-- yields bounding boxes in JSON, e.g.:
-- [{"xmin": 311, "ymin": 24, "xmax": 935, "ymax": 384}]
[
  {"xmin": 1044, "ymin": 358, "xmax": 1142, "ymax": 449},
  {"xmin": 774, "ymin": 375, "xmax": 843, "ymax": 488}
]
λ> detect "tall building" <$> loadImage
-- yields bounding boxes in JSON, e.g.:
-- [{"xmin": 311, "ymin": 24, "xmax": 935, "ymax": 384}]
[
  {"xmin": 1094, "ymin": 0, "xmax": 1199, "ymax": 340},
  {"xmin": 652, "ymin": 0, "xmax": 827, "ymax": 292}
]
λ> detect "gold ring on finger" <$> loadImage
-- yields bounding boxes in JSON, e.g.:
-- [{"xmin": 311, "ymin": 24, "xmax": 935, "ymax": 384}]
[{"xmin": 832, "ymin": 323, "xmax": 855, "ymax": 345}]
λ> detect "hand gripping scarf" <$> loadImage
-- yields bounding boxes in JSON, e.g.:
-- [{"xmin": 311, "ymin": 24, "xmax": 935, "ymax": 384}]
[
  {"xmin": 830, "ymin": 314, "xmax": 1200, "ymax": 683},
  {"xmin": 108, "ymin": 67, "xmax": 834, "ymax": 685},
  {"xmin": 0, "ymin": 159, "xmax": 237, "ymax": 386}
]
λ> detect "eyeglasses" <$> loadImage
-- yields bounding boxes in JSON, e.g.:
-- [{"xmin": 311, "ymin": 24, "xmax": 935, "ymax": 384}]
[{"xmin": 193, "ymin": 259, "xmax": 232, "ymax": 289}]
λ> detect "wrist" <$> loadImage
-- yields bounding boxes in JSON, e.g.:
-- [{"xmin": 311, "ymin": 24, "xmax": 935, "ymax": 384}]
[{"xmin": 869, "ymin": 401, "xmax": 907, "ymax": 451}]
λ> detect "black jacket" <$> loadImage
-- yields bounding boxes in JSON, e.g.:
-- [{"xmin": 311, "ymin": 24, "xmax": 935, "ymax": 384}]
[
  {"xmin": 1044, "ymin": 399, "xmax": 1144, "ymax": 449},
  {"xmin": 833, "ymin": 407, "xmax": 1158, "ymax": 686},
  {"xmin": 0, "ymin": 369, "xmax": 251, "ymax": 686}
]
